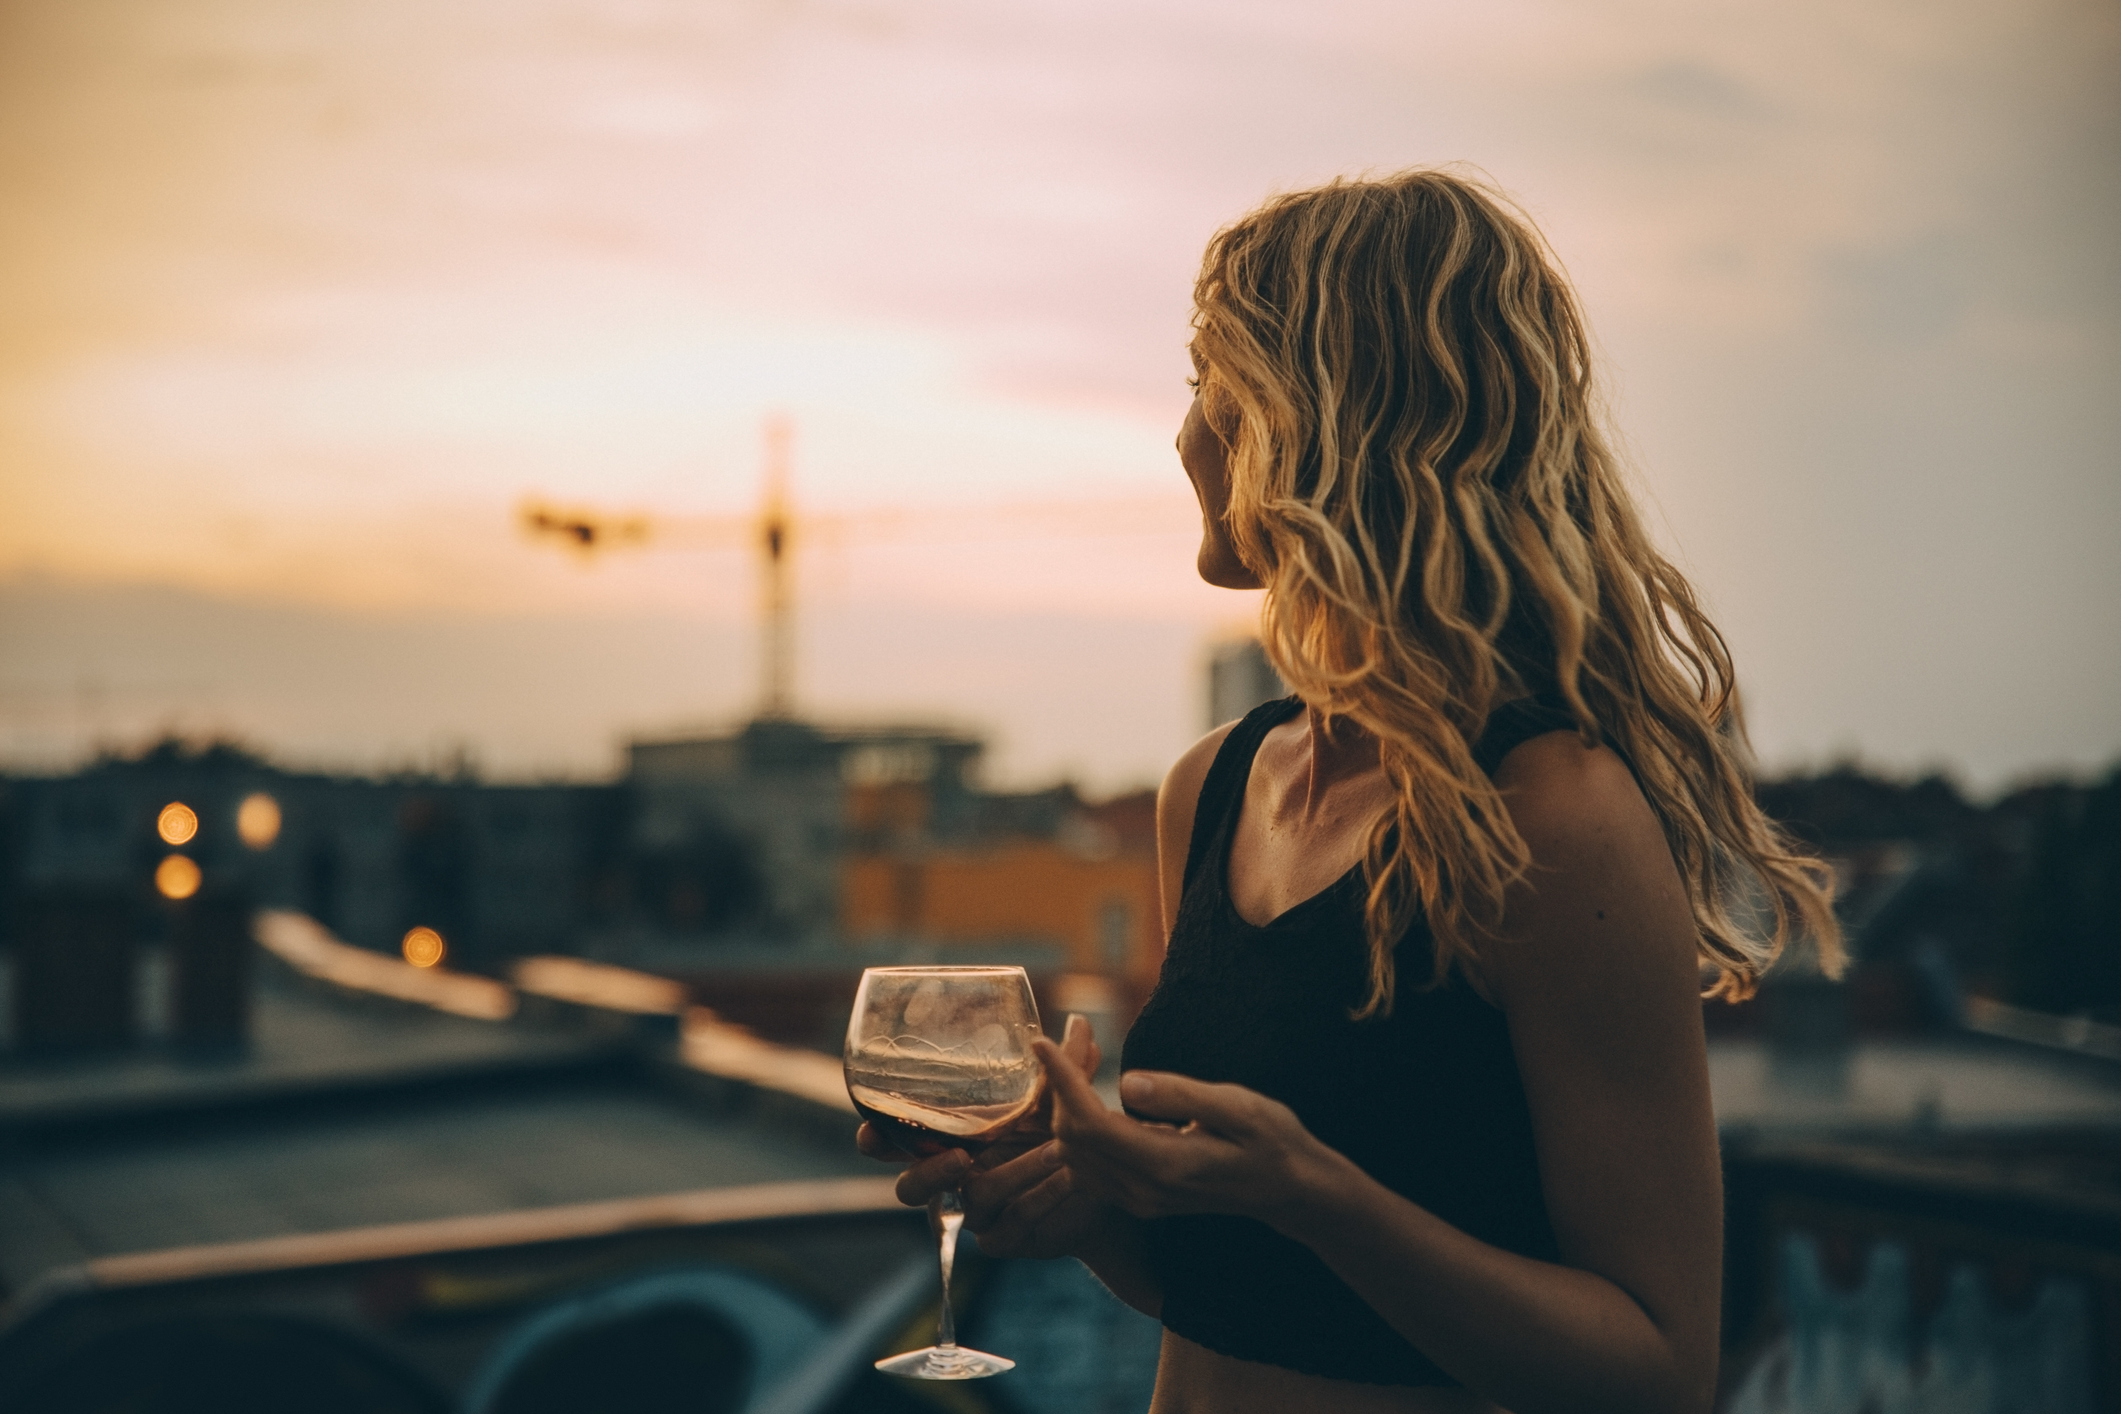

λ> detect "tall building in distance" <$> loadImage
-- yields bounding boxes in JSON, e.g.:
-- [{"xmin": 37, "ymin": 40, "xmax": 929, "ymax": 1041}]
[{"xmin": 1207, "ymin": 635, "xmax": 1288, "ymax": 729}]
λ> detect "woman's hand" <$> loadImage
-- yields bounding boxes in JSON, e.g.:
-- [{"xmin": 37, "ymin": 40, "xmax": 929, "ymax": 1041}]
[
  {"xmin": 857, "ymin": 1015, "xmax": 1126, "ymax": 1261},
  {"xmin": 1036, "ymin": 1035, "xmax": 1350, "ymax": 1231}
]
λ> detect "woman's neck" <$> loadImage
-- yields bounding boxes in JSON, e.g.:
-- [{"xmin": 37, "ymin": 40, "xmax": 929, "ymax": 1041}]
[{"xmin": 1294, "ymin": 704, "xmax": 1384, "ymax": 816}]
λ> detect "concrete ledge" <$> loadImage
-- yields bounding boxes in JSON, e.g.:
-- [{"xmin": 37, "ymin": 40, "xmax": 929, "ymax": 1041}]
[
  {"xmin": 255, "ymin": 910, "xmax": 515, "ymax": 1020},
  {"xmin": 256, "ymin": 912, "xmax": 858, "ymax": 1132},
  {"xmin": 1964, "ymin": 995, "xmax": 2121, "ymax": 1065},
  {"xmin": 8, "ymin": 1174, "xmax": 904, "ymax": 1318}
]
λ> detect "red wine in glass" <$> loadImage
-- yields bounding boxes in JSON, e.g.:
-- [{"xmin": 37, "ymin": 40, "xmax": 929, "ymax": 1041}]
[
  {"xmin": 845, "ymin": 965, "xmax": 1042, "ymax": 1380},
  {"xmin": 847, "ymin": 1075, "xmax": 1042, "ymax": 1158}
]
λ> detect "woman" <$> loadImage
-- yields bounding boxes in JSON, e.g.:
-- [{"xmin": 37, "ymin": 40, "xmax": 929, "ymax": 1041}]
[{"xmin": 861, "ymin": 169, "xmax": 1840, "ymax": 1414}]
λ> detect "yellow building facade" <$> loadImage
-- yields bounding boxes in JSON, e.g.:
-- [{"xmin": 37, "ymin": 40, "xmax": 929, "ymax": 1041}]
[{"xmin": 840, "ymin": 840, "xmax": 1163, "ymax": 1005}]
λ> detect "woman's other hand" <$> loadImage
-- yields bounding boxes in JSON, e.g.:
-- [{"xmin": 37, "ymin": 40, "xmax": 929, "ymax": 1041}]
[
  {"xmin": 1038, "ymin": 1035, "xmax": 1350, "ymax": 1231},
  {"xmin": 956, "ymin": 1139, "xmax": 1120, "ymax": 1259}
]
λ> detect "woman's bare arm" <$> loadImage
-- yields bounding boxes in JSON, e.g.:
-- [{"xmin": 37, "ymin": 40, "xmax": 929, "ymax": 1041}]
[
  {"xmin": 1283, "ymin": 735, "xmax": 1721, "ymax": 1412},
  {"xmin": 1155, "ymin": 722, "xmax": 1237, "ymax": 935},
  {"xmin": 1046, "ymin": 733, "xmax": 1722, "ymax": 1414}
]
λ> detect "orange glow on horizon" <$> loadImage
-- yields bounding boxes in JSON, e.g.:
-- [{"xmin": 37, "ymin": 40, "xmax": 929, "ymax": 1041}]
[
  {"xmin": 157, "ymin": 802, "xmax": 198, "ymax": 846},
  {"xmin": 402, "ymin": 926, "xmax": 447, "ymax": 968},
  {"xmin": 156, "ymin": 854, "xmax": 202, "ymax": 900}
]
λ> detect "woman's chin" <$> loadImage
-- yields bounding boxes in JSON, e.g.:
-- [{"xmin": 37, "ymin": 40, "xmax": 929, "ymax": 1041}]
[
  {"xmin": 1196, "ymin": 548, "xmax": 1263, "ymax": 590},
  {"xmin": 1199, "ymin": 565, "xmax": 1266, "ymax": 591}
]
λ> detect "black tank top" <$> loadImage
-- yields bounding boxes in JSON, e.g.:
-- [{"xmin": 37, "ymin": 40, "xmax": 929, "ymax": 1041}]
[{"xmin": 1120, "ymin": 695, "xmax": 1572, "ymax": 1387}]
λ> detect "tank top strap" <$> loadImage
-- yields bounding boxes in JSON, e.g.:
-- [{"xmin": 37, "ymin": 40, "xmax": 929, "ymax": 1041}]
[
  {"xmin": 1182, "ymin": 696, "xmax": 1305, "ymax": 897},
  {"xmin": 1471, "ymin": 694, "xmax": 1580, "ymax": 777}
]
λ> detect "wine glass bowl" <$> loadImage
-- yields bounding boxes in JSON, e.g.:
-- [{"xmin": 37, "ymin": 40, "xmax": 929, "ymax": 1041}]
[
  {"xmin": 846, "ymin": 966, "xmax": 1044, "ymax": 1157},
  {"xmin": 845, "ymin": 966, "xmax": 1042, "ymax": 1380}
]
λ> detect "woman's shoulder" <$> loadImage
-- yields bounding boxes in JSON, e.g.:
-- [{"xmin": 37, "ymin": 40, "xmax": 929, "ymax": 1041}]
[
  {"xmin": 1489, "ymin": 728, "xmax": 1645, "ymax": 839},
  {"xmin": 1157, "ymin": 696, "xmax": 1307, "ymax": 848},
  {"xmin": 1169, "ymin": 719, "xmax": 1243, "ymax": 786},
  {"xmin": 1491, "ymin": 731, "xmax": 1672, "ymax": 904},
  {"xmin": 1156, "ymin": 721, "xmax": 1243, "ymax": 862},
  {"xmin": 1480, "ymin": 728, "xmax": 1698, "ymax": 1009}
]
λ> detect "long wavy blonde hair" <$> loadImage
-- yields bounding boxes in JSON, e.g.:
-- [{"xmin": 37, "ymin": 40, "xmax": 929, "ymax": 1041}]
[{"xmin": 1193, "ymin": 169, "xmax": 1840, "ymax": 1015}]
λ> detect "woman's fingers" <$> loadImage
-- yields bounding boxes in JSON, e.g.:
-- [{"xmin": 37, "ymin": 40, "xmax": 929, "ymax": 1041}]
[
  {"xmin": 960, "ymin": 1142, "xmax": 1063, "ymax": 1229},
  {"xmin": 975, "ymin": 1169, "xmax": 1081, "ymax": 1255},
  {"xmin": 1036, "ymin": 1040, "xmax": 1287, "ymax": 1220},
  {"xmin": 893, "ymin": 1148, "xmax": 971, "ymax": 1208},
  {"xmin": 855, "ymin": 1121, "xmax": 913, "ymax": 1161},
  {"xmin": 1037, "ymin": 1037, "xmax": 1139, "ymax": 1165},
  {"xmin": 1034, "ymin": 1035, "xmax": 1109, "ymax": 1130},
  {"xmin": 1040, "ymin": 1038, "xmax": 1188, "ymax": 1179},
  {"xmin": 1059, "ymin": 1012, "xmax": 1102, "ymax": 1076},
  {"xmin": 1023, "ymin": 1017, "xmax": 1099, "ymax": 1142},
  {"xmin": 1118, "ymin": 1070, "xmax": 1261, "ymax": 1135}
]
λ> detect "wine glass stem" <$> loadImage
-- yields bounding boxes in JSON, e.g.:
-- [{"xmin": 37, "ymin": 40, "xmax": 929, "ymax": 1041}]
[{"xmin": 931, "ymin": 1189, "xmax": 964, "ymax": 1351}]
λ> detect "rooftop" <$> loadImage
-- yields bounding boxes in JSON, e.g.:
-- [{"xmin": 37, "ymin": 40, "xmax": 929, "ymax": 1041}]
[{"xmin": 0, "ymin": 960, "xmax": 875, "ymax": 1300}]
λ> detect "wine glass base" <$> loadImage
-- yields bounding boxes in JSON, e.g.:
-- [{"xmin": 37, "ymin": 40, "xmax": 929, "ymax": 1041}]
[{"xmin": 874, "ymin": 1344, "xmax": 1016, "ymax": 1380}]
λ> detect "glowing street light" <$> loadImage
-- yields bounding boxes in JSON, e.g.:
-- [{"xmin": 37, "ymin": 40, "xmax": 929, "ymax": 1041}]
[
  {"xmin": 157, "ymin": 802, "xmax": 198, "ymax": 846},
  {"xmin": 237, "ymin": 792, "xmax": 282, "ymax": 850},
  {"xmin": 402, "ymin": 927, "xmax": 447, "ymax": 968},
  {"xmin": 156, "ymin": 855, "xmax": 202, "ymax": 900}
]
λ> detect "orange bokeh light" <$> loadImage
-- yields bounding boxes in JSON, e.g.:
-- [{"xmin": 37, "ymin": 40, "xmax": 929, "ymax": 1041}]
[
  {"xmin": 237, "ymin": 792, "xmax": 282, "ymax": 849},
  {"xmin": 156, "ymin": 854, "xmax": 202, "ymax": 900},
  {"xmin": 157, "ymin": 802, "xmax": 198, "ymax": 846},
  {"xmin": 401, "ymin": 926, "xmax": 446, "ymax": 968}
]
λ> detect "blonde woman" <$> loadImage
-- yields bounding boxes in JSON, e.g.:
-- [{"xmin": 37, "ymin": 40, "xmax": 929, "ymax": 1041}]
[{"xmin": 862, "ymin": 169, "xmax": 1839, "ymax": 1414}]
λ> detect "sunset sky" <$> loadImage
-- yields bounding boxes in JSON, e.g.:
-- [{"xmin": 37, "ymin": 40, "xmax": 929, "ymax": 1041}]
[{"xmin": 2, "ymin": 0, "xmax": 2115, "ymax": 790}]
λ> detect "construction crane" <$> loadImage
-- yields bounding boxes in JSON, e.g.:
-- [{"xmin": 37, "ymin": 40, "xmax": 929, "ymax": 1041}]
[
  {"xmin": 523, "ymin": 416, "xmax": 801, "ymax": 719},
  {"xmin": 522, "ymin": 421, "xmax": 1199, "ymax": 720}
]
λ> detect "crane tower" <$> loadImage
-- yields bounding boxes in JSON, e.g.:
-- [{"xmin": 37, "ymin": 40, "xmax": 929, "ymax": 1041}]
[{"xmin": 521, "ymin": 416, "xmax": 802, "ymax": 720}]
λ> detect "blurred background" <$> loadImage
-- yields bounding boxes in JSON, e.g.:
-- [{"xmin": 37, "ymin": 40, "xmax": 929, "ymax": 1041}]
[{"xmin": 0, "ymin": 1, "xmax": 2116, "ymax": 1411}]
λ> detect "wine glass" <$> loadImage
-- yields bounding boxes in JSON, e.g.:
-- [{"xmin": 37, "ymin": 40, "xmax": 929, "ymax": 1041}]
[{"xmin": 845, "ymin": 965, "xmax": 1043, "ymax": 1380}]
